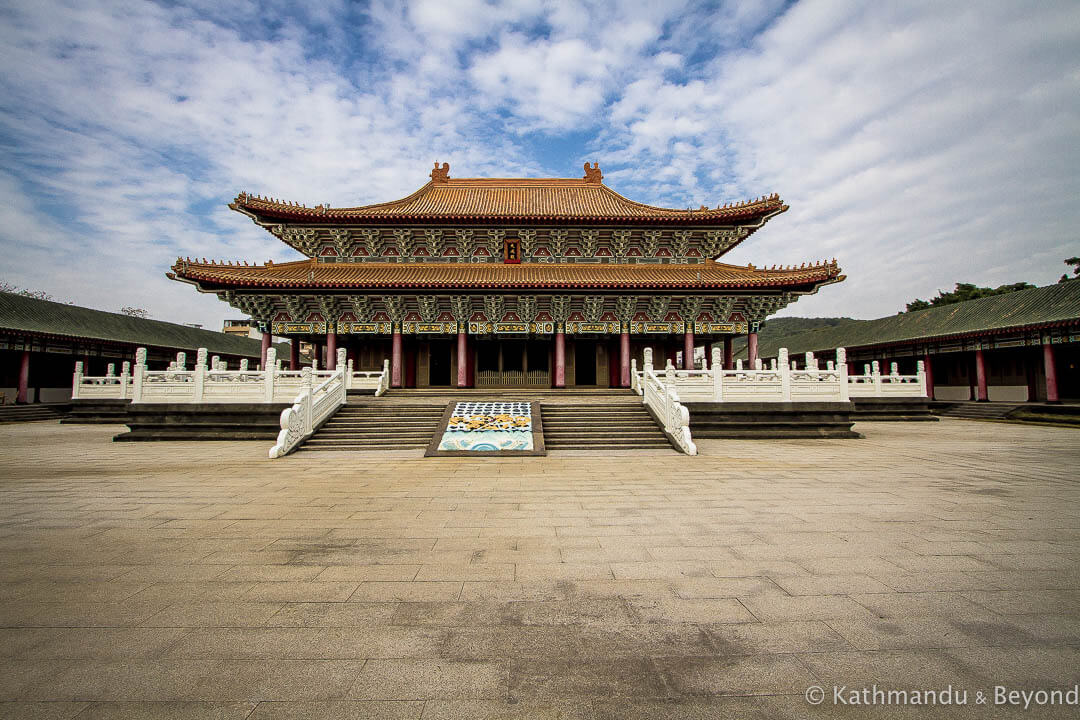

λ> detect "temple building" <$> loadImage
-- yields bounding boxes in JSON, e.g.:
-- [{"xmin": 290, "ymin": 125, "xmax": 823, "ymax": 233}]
[{"xmin": 169, "ymin": 163, "xmax": 843, "ymax": 388}]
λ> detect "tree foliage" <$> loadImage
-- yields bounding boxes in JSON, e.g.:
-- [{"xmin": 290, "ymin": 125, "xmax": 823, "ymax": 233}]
[
  {"xmin": 1059, "ymin": 257, "xmax": 1080, "ymax": 283},
  {"xmin": 120, "ymin": 306, "xmax": 151, "ymax": 318},
  {"xmin": 905, "ymin": 282, "xmax": 1036, "ymax": 312},
  {"xmin": 1, "ymin": 279, "xmax": 56, "ymax": 301}
]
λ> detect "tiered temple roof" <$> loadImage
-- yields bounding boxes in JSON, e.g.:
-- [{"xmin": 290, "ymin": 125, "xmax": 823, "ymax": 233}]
[
  {"xmin": 170, "ymin": 258, "xmax": 843, "ymax": 292},
  {"xmin": 230, "ymin": 163, "xmax": 787, "ymax": 232}
]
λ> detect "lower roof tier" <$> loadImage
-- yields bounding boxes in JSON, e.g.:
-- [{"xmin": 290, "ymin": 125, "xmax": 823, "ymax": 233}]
[{"xmin": 169, "ymin": 258, "xmax": 843, "ymax": 292}]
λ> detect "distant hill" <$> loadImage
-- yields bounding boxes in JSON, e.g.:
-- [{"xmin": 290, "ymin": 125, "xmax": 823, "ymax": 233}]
[{"xmin": 723, "ymin": 316, "xmax": 857, "ymax": 357}]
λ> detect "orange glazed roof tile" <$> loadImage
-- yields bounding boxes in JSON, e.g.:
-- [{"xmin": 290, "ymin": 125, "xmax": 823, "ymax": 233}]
[
  {"xmin": 230, "ymin": 164, "xmax": 787, "ymax": 226},
  {"xmin": 169, "ymin": 258, "xmax": 843, "ymax": 291}
]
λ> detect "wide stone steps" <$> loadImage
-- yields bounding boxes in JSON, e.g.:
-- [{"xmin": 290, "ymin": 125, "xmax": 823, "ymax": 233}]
[
  {"xmin": 933, "ymin": 402, "xmax": 1022, "ymax": 419},
  {"xmin": 0, "ymin": 404, "xmax": 67, "ymax": 424},
  {"xmin": 296, "ymin": 401, "xmax": 444, "ymax": 452},
  {"xmin": 540, "ymin": 403, "xmax": 673, "ymax": 451}
]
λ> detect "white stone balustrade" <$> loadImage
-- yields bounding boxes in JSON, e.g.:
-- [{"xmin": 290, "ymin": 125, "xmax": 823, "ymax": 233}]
[
  {"xmin": 73, "ymin": 347, "xmax": 390, "ymax": 403},
  {"xmin": 640, "ymin": 364, "xmax": 696, "ymax": 455},
  {"xmin": 269, "ymin": 364, "xmax": 348, "ymax": 458},
  {"xmin": 632, "ymin": 347, "xmax": 924, "ymax": 402}
]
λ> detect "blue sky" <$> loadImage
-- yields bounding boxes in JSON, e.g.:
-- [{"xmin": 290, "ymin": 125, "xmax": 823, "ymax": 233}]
[{"xmin": 1, "ymin": 0, "xmax": 1078, "ymax": 330}]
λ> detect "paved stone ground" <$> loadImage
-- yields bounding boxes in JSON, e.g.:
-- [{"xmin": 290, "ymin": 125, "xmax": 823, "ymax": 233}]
[{"xmin": 0, "ymin": 419, "xmax": 1078, "ymax": 719}]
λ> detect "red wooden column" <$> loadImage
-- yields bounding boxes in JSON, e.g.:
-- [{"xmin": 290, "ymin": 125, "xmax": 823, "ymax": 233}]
[
  {"xmin": 456, "ymin": 329, "xmax": 468, "ymax": 387},
  {"xmin": 619, "ymin": 328, "xmax": 631, "ymax": 387},
  {"xmin": 747, "ymin": 331, "xmax": 759, "ymax": 368},
  {"xmin": 1043, "ymin": 342, "xmax": 1060, "ymax": 402},
  {"xmin": 391, "ymin": 326, "xmax": 403, "ymax": 388},
  {"xmin": 260, "ymin": 332, "xmax": 271, "ymax": 368},
  {"xmin": 289, "ymin": 339, "xmax": 300, "ymax": 370},
  {"xmin": 554, "ymin": 328, "xmax": 566, "ymax": 387},
  {"xmin": 16, "ymin": 349, "xmax": 30, "ymax": 404},
  {"xmin": 974, "ymin": 349, "xmax": 988, "ymax": 401},
  {"xmin": 923, "ymin": 353, "xmax": 935, "ymax": 400},
  {"xmin": 326, "ymin": 331, "xmax": 338, "ymax": 370},
  {"xmin": 723, "ymin": 336, "xmax": 733, "ymax": 370},
  {"xmin": 683, "ymin": 330, "xmax": 694, "ymax": 370}
]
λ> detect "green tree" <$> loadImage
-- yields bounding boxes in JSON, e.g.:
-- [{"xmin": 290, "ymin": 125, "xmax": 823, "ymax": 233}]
[
  {"xmin": 1059, "ymin": 257, "xmax": 1080, "ymax": 282},
  {"xmin": 905, "ymin": 281, "xmax": 1035, "ymax": 312}
]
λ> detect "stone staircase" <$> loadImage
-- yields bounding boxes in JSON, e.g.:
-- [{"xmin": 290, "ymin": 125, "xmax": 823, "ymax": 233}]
[
  {"xmin": 932, "ymin": 402, "xmax": 1022, "ymax": 420},
  {"xmin": 0, "ymin": 404, "xmax": 67, "ymax": 424},
  {"xmin": 294, "ymin": 388, "xmax": 676, "ymax": 453},
  {"xmin": 297, "ymin": 400, "xmax": 444, "ymax": 452},
  {"xmin": 541, "ymin": 402, "xmax": 674, "ymax": 451}
]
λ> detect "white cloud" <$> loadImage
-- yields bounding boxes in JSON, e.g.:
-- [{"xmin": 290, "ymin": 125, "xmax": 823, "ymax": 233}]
[{"xmin": 0, "ymin": 0, "xmax": 1077, "ymax": 333}]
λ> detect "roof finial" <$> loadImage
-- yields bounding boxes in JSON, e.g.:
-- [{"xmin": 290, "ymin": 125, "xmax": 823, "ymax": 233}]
[
  {"xmin": 430, "ymin": 161, "xmax": 450, "ymax": 184},
  {"xmin": 583, "ymin": 162, "xmax": 602, "ymax": 184}
]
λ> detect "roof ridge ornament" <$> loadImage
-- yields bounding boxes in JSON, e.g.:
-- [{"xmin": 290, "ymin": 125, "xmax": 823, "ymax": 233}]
[
  {"xmin": 431, "ymin": 162, "xmax": 450, "ymax": 184},
  {"xmin": 583, "ymin": 162, "xmax": 602, "ymax": 184}
]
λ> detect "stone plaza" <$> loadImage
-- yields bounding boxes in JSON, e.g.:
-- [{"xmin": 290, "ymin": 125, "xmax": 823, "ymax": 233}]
[{"xmin": 1, "ymin": 419, "xmax": 1079, "ymax": 719}]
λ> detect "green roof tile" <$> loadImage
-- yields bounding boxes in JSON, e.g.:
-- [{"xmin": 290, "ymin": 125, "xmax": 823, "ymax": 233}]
[
  {"xmin": 0, "ymin": 291, "xmax": 282, "ymax": 357},
  {"xmin": 747, "ymin": 282, "xmax": 1080, "ymax": 358}
]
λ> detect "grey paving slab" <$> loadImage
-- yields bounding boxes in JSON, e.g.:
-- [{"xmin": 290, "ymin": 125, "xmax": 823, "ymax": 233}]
[{"xmin": 0, "ymin": 420, "xmax": 1078, "ymax": 715}]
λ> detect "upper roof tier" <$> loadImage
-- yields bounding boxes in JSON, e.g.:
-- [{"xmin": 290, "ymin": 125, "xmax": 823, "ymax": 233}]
[{"xmin": 230, "ymin": 162, "xmax": 788, "ymax": 227}]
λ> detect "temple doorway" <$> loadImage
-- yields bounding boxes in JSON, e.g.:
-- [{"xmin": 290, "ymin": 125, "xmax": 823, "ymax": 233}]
[
  {"xmin": 575, "ymin": 340, "xmax": 597, "ymax": 385},
  {"xmin": 428, "ymin": 340, "xmax": 452, "ymax": 387}
]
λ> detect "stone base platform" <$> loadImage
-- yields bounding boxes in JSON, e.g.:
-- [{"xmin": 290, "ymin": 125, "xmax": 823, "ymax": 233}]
[
  {"xmin": 113, "ymin": 403, "xmax": 289, "ymax": 441},
  {"xmin": 61, "ymin": 398, "xmax": 131, "ymax": 424},
  {"xmin": 851, "ymin": 396, "xmax": 938, "ymax": 421},
  {"xmin": 684, "ymin": 401, "xmax": 861, "ymax": 439}
]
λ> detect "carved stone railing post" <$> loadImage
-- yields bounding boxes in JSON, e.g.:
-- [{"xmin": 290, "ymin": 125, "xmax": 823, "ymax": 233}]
[
  {"xmin": 779, "ymin": 348, "xmax": 792, "ymax": 401},
  {"xmin": 72, "ymin": 361, "xmax": 84, "ymax": 399},
  {"xmin": 890, "ymin": 362, "xmax": 899, "ymax": 377},
  {"xmin": 120, "ymin": 361, "xmax": 131, "ymax": 400},
  {"xmin": 736, "ymin": 359, "xmax": 743, "ymax": 371},
  {"xmin": 132, "ymin": 348, "xmax": 147, "ymax": 403},
  {"xmin": 176, "ymin": 352, "xmax": 186, "ymax": 371},
  {"xmin": 240, "ymin": 359, "xmax": 249, "ymax": 371},
  {"xmin": 106, "ymin": 363, "xmax": 115, "ymax": 377},
  {"xmin": 711, "ymin": 346, "xmax": 723, "ymax": 401},
  {"xmin": 917, "ymin": 359, "xmax": 927, "ymax": 397},
  {"xmin": 193, "ymin": 348, "xmax": 207, "ymax": 402},
  {"xmin": 643, "ymin": 347, "xmax": 653, "ymax": 373},
  {"xmin": 211, "ymin": 355, "xmax": 220, "ymax": 371},
  {"xmin": 337, "ymin": 348, "xmax": 347, "ymax": 387},
  {"xmin": 872, "ymin": 361, "xmax": 882, "ymax": 397},
  {"xmin": 630, "ymin": 359, "xmax": 638, "ymax": 393},
  {"xmin": 264, "ymin": 347, "xmax": 278, "ymax": 402},
  {"xmin": 838, "ymin": 348, "xmax": 849, "ymax": 402},
  {"xmin": 300, "ymin": 366, "xmax": 313, "ymax": 431},
  {"xmin": 346, "ymin": 359, "xmax": 354, "ymax": 390},
  {"xmin": 755, "ymin": 358, "xmax": 763, "ymax": 371}
]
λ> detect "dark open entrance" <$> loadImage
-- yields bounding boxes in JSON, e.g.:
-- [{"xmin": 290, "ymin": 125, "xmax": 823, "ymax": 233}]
[
  {"xmin": 575, "ymin": 340, "xmax": 597, "ymax": 385},
  {"xmin": 429, "ymin": 340, "xmax": 452, "ymax": 387}
]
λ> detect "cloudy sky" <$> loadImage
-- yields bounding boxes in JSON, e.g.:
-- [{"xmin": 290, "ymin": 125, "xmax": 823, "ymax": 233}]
[{"xmin": 1, "ymin": 0, "xmax": 1078, "ymax": 330}]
